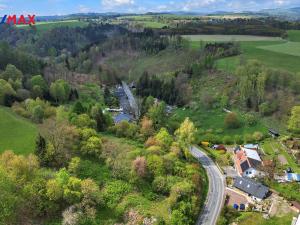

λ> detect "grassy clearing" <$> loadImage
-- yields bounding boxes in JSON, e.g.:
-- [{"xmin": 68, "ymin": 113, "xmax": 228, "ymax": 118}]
[
  {"xmin": 0, "ymin": 107, "xmax": 37, "ymax": 155},
  {"xmin": 183, "ymin": 35, "xmax": 282, "ymax": 42},
  {"xmin": 17, "ymin": 20, "xmax": 88, "ymax": 31},
  {"xmin": 287, "ymin": 30, "xmax": 300, "ymax": 42},
  {"xmin": 169, "ymin": 107, "xmax": 267, "ymax": 140},
  {"xmin": 236, "ymin": 212, "xmax": 294, "ymax": 225},
  {"xmin": 261, "ymin": 139, "xmax": 300, "ymax": 173},
  {"xmin": 214, "ymin": 41, "xmax": 300, "ymax": 73},
  {"xmin": 258, "ymin": 42, "xmax": 300, "ymax": 57}
]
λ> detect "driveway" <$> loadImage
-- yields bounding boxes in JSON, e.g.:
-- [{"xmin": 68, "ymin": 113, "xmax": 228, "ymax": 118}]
[{"xmin": 190, "ymin": 146, "xmax": 225, "ymax": 225}]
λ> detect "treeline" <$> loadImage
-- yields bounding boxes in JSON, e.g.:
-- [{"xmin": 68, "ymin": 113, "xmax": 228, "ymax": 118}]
[
  {"xmin": 136, "ymin": 72, "xmax": 184, "ymax": 105},
  {"xmin": 0, "ymin": 23, "xmax": 127, "ymax": 57},
  {"xmin": 0, "ymin": 42, "xmax": 42, "ymax": 75},
  {"xmin": 158, "ymin": 18, "xmax": 292, "ymax": 37}
]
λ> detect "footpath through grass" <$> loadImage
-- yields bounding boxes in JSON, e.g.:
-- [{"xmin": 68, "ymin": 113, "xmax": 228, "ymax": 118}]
[{"xmin": 0, "ymin": 107, "xmax": 37, "ymax": 155}]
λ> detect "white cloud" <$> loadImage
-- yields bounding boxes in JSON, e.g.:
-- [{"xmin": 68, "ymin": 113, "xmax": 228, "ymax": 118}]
[
  {"xmin": 78, "ymin": 4, "xmax": 90, "ymax": 13},
  {"xmin": 182, "ymin": 0, "xmax": 218, "ymax": 11},
  {"xmin": 102, "ymin": 0, "xmax": 134, "ymax": 9},
  {"xmin": 0, "ymin": 4, "xmax": 6, "ymax": 10},
  {"xmin": 274, "ymin": 0, "xmax": 289, "ymax": 5}
]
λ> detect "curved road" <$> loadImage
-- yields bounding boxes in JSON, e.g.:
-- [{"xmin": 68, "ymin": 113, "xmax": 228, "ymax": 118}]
[{"xmin": 190, "ymin": 146, "xmax": 225, "ymax": 225}]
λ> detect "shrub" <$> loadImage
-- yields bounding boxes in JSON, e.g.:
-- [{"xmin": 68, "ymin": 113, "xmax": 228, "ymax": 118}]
[
  {"xmin": 102, "ymin": 180, "xmax": 132, "ymax": 209},
  {"xmin": 244, "ymin": 113, "xmax": 258, "ymax": 126},
  {"xmin": 224, "ymin": 112, "xmax": 241, "ymax": 129},
  {"xmin": 234, "ymin": 135, "xmax": 244, "ymax": 145},
  {"xmin": 244, "ymin": 134, "xmax": 254, "ymax": 143},
  {"xmin": 253, "ymin": 131, "xmax": 264, "ymax": 142},
  {"xmin": 223, "ymin": 136, "xmax": 233, "ymax": 145}
]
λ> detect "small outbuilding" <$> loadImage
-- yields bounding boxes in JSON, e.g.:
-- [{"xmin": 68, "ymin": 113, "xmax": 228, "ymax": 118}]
[{"xmin": 269, "ymin": 129, "xmax": 280, "ymax": 138}]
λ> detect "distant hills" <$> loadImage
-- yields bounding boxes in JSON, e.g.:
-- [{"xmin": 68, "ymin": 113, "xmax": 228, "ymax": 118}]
[
  {"xmin": 35, "ymin": 6, "xmax": 300, "ymax": 22},
  {"xmin": 260, "ymin": 7, "xmax": 300, "ymax": 20}
]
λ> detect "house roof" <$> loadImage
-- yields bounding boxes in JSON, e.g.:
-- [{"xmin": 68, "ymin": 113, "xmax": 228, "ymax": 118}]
[
  {"xmin": 233, "ymin": 177, "xmax": 269, "ymax": 199},
  {"xmin": 235, "ymin": 148, "xmax": 262, "ymax": 175},
  {"xmin": 113, "ymin": 113, "xmax": 133, "ymax": 124},
  {"xmin": 244, "ymin": 148, "xmax": 262, "ymax": 162},
  {"xmin": 243, "ymin": 144, "xmax": 259, "ymax": 150}
]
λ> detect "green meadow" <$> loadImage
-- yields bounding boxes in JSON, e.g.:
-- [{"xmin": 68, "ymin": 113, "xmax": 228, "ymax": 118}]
[
  {"xmin": 183, "ymin": 34, "xmax": 282, "ymax": 42},
  {"xmin": 216, "ymin": 41, "xmax": 300, "ymax": 73},
  {"xmin": 17, "ymin": 20, "xmax": 88, "ymax": 32},
  {"xmin": 0, "ymin": 107, "xmax": 37, "ymax": 155}
]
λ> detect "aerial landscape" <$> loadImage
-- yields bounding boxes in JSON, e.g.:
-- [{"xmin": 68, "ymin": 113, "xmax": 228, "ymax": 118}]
[{"xmin": 1, "ymin": 0, "xmax": 300, "ymax": 225}]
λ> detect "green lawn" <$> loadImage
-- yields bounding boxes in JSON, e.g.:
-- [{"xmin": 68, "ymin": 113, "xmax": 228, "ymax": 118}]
[
  {"xmin": 236, "ymin": 212, "xmax": 294, "ymax": 225},
  {"xmin": 0, "ymin": 107, "xmax": 37, "ymax": 155},
  {"xmin": 258, "ymin": 42, "xmax": 300, "ymax": 57},
  {"xmin": 287, "ymin": 30, "xmax": 300, "ymax": 42},
  {"xmin": 169, "ymin": 107, "xmax": 267, "ymax": 140}
]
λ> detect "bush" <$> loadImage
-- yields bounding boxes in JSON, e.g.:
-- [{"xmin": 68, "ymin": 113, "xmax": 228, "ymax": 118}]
[
  {"xmin": 102, "ymin": 180, "xmax": 132, "ymax": 209},
  {"xmin": 244, "ymin": 134, "xmax": 254, "ymax": 143},
  {"xmin": 244, "ymin": 113, "xmax": 258, "ymax": 126},
  {"xmin": 253, "ymin": 131, "xmax": 264, "ymax": 142},
  {"xmin": 223, "ymin": 136, "xmax": 233, "ymax": 145},
  {"xmin": 234, "ymin": 135, "xmax": 244, "ymax": 145},
  {"xmin": 224, "ymin": 113, "xmax": 241, "ymax": 129}
]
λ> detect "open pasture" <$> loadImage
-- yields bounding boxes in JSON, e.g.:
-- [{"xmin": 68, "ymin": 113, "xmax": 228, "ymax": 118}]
[
  {"xmin": 0, "ymin": 107, "xmax": 37, "ymax": 155},
  {"xmin": 258, "ymin": 41, "xmax": 300, "ymax": 57},
  {"xmin": 182, "ymin": 35, "xmax": 282, "ymax": 42}
]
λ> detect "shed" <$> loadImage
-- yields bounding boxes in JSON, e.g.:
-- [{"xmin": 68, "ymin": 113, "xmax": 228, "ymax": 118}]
[{"xmin": 269, "ymin": 129, "xmax": 280, "ymax": 138}]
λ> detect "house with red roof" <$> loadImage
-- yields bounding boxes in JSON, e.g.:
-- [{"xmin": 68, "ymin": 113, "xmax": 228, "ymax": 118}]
[{"xmin": 234, "ymin": 145, "xmax": 263, "ymax": 178}]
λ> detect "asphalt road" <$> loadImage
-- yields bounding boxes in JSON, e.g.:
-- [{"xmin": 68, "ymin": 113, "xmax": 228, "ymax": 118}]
[{"xmin": 190, "ymin": 146, "xmax": 225, "ymax": 225}]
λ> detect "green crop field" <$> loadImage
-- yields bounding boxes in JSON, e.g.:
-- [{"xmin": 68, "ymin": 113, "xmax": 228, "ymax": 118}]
[
  {"xmin": 215, "ymin": 41, "xmax": 300, "ymax": 73},
  {"xmin": 258, "ymin": 42, "xmax": 300, "ymax": 57},
  {"xmin": 0, "ymin": 107, "xmax": 37, "ymax": 155},
  {"xmin": 287, "ymin": 30, "xmax": 300, "ymax": 42},
  {"xmin": 17, "ymin": 20, "xmax": 88, "ymax": 31},
  {"xmin": 183, "ymin": 35, "xmax": 282, "ymax": 42}
]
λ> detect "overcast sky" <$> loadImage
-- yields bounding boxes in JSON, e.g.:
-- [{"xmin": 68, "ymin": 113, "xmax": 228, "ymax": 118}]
[{"xmin": 1, "ymin": 0, "xmax": 300, "ymax": 16}]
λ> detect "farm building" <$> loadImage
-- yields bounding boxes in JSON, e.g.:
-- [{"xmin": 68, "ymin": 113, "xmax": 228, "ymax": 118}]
[
  {"xmin": 234, "ymin": 147, "xmax": 262, "ymax": 178},
  {"xmin": 233, "ymin": 177, "xmax": 269, "ymax": 201}
]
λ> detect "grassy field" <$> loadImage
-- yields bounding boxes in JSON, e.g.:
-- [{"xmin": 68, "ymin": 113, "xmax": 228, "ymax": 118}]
[
  {"xmin": 258, "ymin": 42, "xmax": 300, "ymax": 57},
  {"xmin": 215, "ymin": 41, "xmax": 300, "ymax": 73},
  {"xmin": 0, "ymin": 107, "xmax": 37, "ymax": 155},
  {"xmin": 261, "ymin": 139, "xmax": 300, "ymax": 173},
  {"xmin": 183, "ymin": 35, "xmax": 282, "ymax": 42},
  {"xmin": 287, "ymin": 30, "xmax": 300, "ymax": 42},
  {"xmin": 17, "ymin": 20, "xmax": 88, "ymax": 32},
  {"xmin": 169, "ymin": 107, "xmax": 268, "ymax": 141},
  {"xmin": 236, "ymin": 212, "xmax": 294, "ymax": 225}
]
